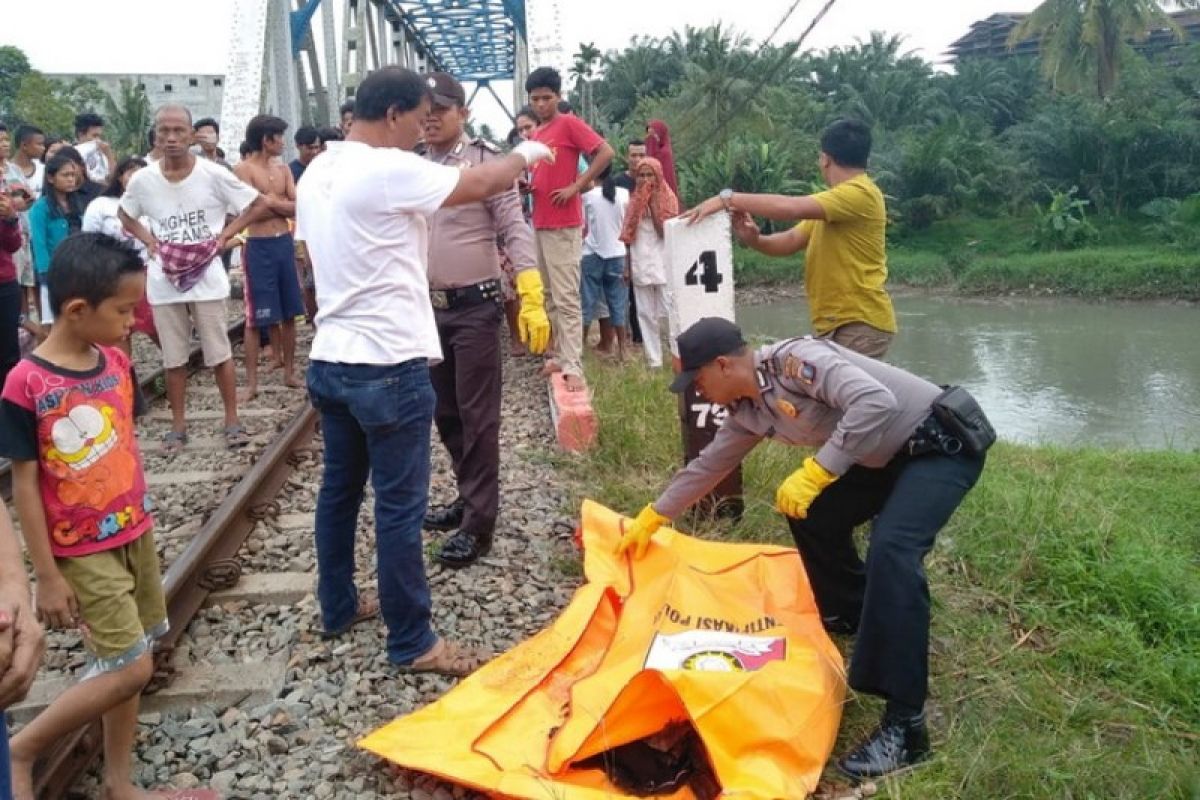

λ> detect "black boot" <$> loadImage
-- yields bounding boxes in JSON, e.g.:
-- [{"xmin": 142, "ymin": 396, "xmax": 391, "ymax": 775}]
[
  {"xmin": 836, "ymin": 711, "xmax": 930, "ymax": 780},
  {"xmin": 424, "ymin": 498, "xmax": 465, "ymax": 532},
  {"xmin": 434, "ymin": 529, "xmax": 493, "ymax": 568}
]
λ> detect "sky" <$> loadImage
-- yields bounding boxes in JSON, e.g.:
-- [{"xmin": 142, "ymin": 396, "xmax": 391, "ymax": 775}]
[{"xmin": 3, "ymin": 0, "xmax": 1044, "ymax": 133}]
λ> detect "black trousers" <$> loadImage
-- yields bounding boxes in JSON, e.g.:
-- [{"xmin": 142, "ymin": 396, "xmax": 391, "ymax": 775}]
[
  {"xmin": 788, "ymin": 448, "xmax": 986, "ymax": 709},
  {"xmin": 0, "ymin": 281, "xmax": 22, "ymax": 389},
  {"xmin": 429, "ymin": 301, "xmax": 503, "ymax": 538}
]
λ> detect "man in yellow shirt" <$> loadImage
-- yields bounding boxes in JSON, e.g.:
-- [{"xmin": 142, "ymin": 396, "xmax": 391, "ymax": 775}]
[{"xmin": 684, "ymin": 119, "xmax": 896, "ymax": 358}]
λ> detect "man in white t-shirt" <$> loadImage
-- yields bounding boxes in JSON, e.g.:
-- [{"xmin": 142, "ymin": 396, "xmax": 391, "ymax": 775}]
[
  {"xmin": 297, "ymin": 65, "xmax": 551, "ymax": 676},
  {"xmin": 119, "ymin": 104, "xmax": 273, "ymax": 453}
]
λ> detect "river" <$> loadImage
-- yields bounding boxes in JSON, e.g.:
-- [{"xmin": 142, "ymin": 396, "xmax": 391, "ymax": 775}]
[{"xmin": 736, "ymin": 294, "xmax": 1200, "ymax": 451}]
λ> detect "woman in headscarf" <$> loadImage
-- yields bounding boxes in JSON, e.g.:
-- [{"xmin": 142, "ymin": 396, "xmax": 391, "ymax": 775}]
[
  {"xmin": 645, "ymin": 120, "xmax": 679, "ymax": 197},
  {"xmin": 619, "ymin": 156, "xmax": 678, "ymax": 369}
]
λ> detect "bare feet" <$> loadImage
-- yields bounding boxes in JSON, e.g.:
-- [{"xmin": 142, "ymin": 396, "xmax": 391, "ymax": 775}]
[
  {"xmin": 284, "ymin": 373, "xmax": 304, "ymax": 389},
  {"xmin": 563, "ymin": 373, "xmax": 586, "ymax": 392},
  {"xmin": 540, "ymin": 359, "xmax": 562, "ymax": 377},
  {"xmin": 509, "ymin": 340, "xmax": 526, "ymax": 357},
  {"xmin": 239, "ymin": 386, "xmax": 258, "ymax": 403}
]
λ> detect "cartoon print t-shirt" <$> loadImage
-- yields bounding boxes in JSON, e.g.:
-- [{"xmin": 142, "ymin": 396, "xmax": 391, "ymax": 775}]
[{"xmin": 0, "ymin": 346, "xmax": 153, "ymax": 558}]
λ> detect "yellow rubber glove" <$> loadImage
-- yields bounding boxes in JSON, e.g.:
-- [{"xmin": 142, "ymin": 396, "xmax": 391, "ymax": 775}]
[
  {"xmin": 515, "ymin": 269, "xmax": 551, "ymax": 355},
  {"xmin": 775, "ymin": 457, "xmax": 838, "ymax": 519},
  {"xmin": 616, "ymin": 504, "xmax": 670, "ymax": 560}
]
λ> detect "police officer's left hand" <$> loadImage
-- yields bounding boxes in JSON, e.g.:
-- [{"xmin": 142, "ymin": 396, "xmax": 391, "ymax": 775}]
[
  {"xmin": 515, "ymin": 269, "xmax": 551, "ymax": 354},
  {"xmin": 776, "ymin": 457, "xmax": 838, "ymax": 519}
]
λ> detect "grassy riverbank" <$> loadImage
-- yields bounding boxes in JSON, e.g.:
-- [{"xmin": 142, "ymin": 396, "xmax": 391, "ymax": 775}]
[
  {"xmin": 554, "ymin": 358, "xmax": 1200, "ymax": 799},
  {"xmin": 735, "ymin": 215, "xmax": 1200, "ymax": 300}
]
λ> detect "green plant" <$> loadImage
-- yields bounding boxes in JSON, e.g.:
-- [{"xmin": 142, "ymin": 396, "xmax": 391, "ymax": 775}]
[
  {"xmin": 1033, "ymin": 185, "xmax": 1098, "ymax": 250},
  {"xmin": 1138, "ymin": 193, "xmax": 1200, "ymax": 248},
  {"xmin": 680, "ymin": 138, "xmax": 807, "ymax": 224}
]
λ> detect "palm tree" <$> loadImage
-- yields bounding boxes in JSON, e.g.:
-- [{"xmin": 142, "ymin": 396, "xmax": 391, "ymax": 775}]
[
  {"xmin": 570, "ymin": 42, "xmax": 602, "ymax": 122},
  {"xmin": 1010, "ymin": 0, "xmax": 1199, "ymax": 98},
  {"xmin": 102, "ymin": 79, "xmax": 152, "ymax": 158}
]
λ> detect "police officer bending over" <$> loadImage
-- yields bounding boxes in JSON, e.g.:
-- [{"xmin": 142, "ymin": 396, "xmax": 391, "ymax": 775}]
[
  {"xmin": 618, "ymin": 318, "xmax": 994, "ymax": 779},
  {"xmin": 421, "ymin": 72, "xmax": 551, "ymax": 567}
]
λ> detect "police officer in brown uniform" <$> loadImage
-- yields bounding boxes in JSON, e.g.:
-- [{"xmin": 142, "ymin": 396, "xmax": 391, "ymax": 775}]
[
  {"xmin": 421, "ymin": 73, "xmax": 551, "ymax": 567},
  {"xmin": 618, "ymin": 318, "xmax": 995, "ymax": 779}
]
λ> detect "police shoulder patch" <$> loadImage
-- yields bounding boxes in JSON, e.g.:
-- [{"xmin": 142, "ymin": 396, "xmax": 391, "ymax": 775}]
[{"xmin": 782, "ymin": 355, "xmax": 801, "ymax": 379}]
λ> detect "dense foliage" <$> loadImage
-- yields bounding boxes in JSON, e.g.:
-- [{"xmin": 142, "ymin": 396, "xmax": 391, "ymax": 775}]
[{"xmin": 571, "ymin": 17, "xmax": 1200, "ymax": 240}]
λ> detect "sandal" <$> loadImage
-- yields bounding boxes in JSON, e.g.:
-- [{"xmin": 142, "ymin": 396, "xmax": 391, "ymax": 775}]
[
  {"xmin": 222, "ymin": 423, "xmax": 251, "ymax": 449},
  {"xmin": 162, "ymin": 429, "xmax": 188, "ymax": 455},
  {"xmin": 321, "ymin": 591, "xmax": 380, "ymax": 639},
  {"xmin": 397, "ymin": 637, "xmax": 488, "ymax": 678}
]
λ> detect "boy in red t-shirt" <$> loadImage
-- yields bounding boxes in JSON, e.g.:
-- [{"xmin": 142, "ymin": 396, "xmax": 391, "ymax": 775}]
[
  {"xmin": 525, "ymin": 67, "xmax": 615, "ymax": 391},
  {"xmin": 0, "ymin": 233, "xmax": 188, "ymax": 800}
]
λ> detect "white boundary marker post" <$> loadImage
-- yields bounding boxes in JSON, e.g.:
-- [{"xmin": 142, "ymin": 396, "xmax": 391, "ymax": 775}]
[{"xmin": 665, "ymin": 214, "xmax": 743, "ymax": 517}]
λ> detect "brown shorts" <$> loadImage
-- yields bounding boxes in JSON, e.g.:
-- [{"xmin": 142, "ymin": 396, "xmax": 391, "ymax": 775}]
[
  {"xmin": 154, "ymin": 299, "xmax": 233, "ymax": 369},
  {"xmin": 57, "ymin": 531, "xmax": 168, "ymax": 679},
  {"xmin": 819, "ymin": 321, "xmax": 894, "ymax": 359}
]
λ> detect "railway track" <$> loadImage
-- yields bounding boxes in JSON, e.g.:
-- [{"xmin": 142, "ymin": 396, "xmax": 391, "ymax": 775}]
[{"xmin": 5, "ymin": 322, "xmax": 322, "ymax": 798}]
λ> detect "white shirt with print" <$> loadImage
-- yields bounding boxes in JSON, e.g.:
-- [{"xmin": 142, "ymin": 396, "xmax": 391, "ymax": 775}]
[{"xmin": 119, "ymin": 157, "xmax": 259, "ymax": 305}]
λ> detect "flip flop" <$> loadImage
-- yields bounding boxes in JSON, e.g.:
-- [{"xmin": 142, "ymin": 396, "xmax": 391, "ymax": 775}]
[
  {"xmin": 396, "ymin": 637, "xmax": 489, "ymax": 678},
  {"xmin": 162, "ymin": 429, "xmax": 188, "ymax": 455},
  {"xmin": 321, "ymin": 591, "xmax": 380, "ymax": 639},
  {"xmin": 222, "ymin": 424, "xmax": 251, "ymax": 449}
]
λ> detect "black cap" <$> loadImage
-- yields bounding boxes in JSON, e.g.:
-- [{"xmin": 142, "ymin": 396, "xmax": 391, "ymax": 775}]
[
  {"xmin": 425, "ymin": 72, "xmax": 466, "ymax": 107},
  {"xmin": 669, "ymin": 318, "xmax": 746, "ymax": 393}
]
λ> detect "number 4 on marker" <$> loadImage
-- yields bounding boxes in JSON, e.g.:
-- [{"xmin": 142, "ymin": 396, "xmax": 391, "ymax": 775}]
[{"xmin": 685, "ymin": 250, "xmax": 723, "ymax": 293}]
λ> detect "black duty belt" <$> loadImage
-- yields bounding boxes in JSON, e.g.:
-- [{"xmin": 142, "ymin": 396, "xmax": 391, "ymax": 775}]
[
  {"xmin": 905, "ymin": 414, "xmax": 964, "ymax": 457},
  {"xmin": 430, "ymin": 279, "xmax": 501, "ymax": 311}
]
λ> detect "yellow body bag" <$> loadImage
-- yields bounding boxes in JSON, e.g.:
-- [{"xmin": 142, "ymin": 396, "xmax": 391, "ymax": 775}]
[{"xmin": 360, "ymin": 501, "xmax": 846, "ymax": 798}]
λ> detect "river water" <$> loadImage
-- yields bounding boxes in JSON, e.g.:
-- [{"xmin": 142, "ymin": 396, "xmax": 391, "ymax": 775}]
[{"xmin": 736, "ymin": 294, "xmax": 1200, "ymax": 450}]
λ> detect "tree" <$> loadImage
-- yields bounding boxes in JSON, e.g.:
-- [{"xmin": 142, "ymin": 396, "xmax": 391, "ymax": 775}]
[
  {"xmin": 0, "ymin": 46, "xmax": 32, "ymax": 120},
  {"xmin": 591, "ymin": 37, "xmax": 685, "ymax": 125},
  {"xmin": 570, "ymin": 41, "xmax": 602, "ymax": 122},
  {"xmin": 1010, "ymin": 0, "xmax": 1199, "ymax": 98},
  {"xmin": 13, "ymin": 72, "xmax": 75, "ymax": 137},
  {"xmin": 103, "ymin": 79, "xmax": 152, "ymax": 158}
]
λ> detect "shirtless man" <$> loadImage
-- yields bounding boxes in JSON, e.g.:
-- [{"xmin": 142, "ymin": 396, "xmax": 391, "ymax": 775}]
[{"xmin": 234, "ymin": 114, "xmax": 306, "ymax": 398}]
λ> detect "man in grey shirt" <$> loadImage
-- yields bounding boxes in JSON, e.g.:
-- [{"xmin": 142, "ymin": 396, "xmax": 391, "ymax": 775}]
[{"xmin": 618, "ymin": 317, "xmax": 989, "ymax": 780}]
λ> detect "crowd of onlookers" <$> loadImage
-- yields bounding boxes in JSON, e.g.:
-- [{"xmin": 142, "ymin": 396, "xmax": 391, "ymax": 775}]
[{"xmin": 0, "ymin": 62, "xmax": 692, "ymax": 799}]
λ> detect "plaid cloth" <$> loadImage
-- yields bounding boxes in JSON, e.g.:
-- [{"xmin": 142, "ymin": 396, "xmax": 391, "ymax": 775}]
[{"xmin": 157, "ymin": 240, "xmax": 222, "ymax": 293}]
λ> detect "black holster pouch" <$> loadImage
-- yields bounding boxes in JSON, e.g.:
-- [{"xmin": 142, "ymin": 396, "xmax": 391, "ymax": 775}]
[{"xmin": 930, "ymin": 386, "xmax": 996, "ymax": 455}]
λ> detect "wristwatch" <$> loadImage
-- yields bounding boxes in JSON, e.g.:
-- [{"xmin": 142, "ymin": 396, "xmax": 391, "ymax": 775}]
[{"xmin": 719, "ymin": 188, "xmax": 734, "ymax": 211}]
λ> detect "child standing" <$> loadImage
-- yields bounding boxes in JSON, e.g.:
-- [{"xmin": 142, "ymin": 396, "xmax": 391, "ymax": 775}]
[
  {"xmin": 28, "ymin": 154, "xmax": 84, "ymax": 326},
  {"xmin": 0, "ymin": 234, "xmax": 171, "ymax": 800},
  {"xmin": 620, "ymin": 157, "xmax": 678, "ymax": 369},
  {"xmin": 580, "ymin": 166, "xmax": 630, "ymax": 361}
]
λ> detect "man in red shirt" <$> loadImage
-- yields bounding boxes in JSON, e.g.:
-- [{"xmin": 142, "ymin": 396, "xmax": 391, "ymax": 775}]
[{"xmin": 525, "ymin": 67, "xmax": 614, "ymax": 391}]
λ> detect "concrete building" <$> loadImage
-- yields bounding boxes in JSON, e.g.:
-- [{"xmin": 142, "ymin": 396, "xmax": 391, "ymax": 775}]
[
  {"xmin": 49, "ymin": 72, "xmax": 226, "ymax": 122},
  {"xmin": 949, "ymin": 11, "xmax": 1200, "ymax": 64}
]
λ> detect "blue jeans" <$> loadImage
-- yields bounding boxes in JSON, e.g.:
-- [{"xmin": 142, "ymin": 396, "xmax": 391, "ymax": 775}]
[
  {"xmin": 0, "ymin": 721, "xmax": 11, "ymax": 800},
  {"xmin": 307, "ymin": 359, "xmax": 439, "ymax": 665},
  {"xmin": 581, "ymin": 254, "xmax": 628, "ymax": 327}
]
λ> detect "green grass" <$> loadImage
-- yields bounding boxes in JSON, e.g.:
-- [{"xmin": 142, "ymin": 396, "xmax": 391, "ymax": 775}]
[
  {"xmin": 734, "ymin": 214, "xmax": 1200, "ymax": 300},
  {"xmin": 553, "ymin": 356, "xmax": 1200, "ymax": 799}
]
